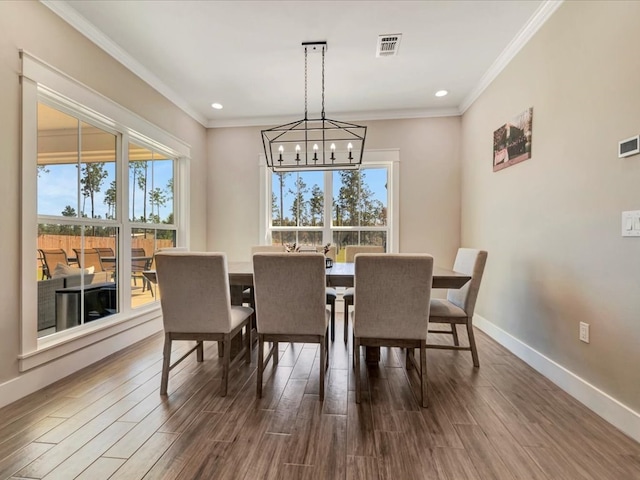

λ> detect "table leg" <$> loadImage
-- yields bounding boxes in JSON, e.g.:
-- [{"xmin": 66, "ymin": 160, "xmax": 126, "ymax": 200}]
[{"xmin": 365, "ymin": 346, "xmax": 380, "ymax": 365}]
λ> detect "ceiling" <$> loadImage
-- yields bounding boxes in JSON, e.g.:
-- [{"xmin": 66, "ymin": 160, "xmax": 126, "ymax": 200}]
[{"xmin": 44, "ymin": 1, "xmax": 560, "ymax": 128}]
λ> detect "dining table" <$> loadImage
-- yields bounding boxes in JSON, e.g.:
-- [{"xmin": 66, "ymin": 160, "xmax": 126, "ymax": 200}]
[{"xmin": 227, "ymin": 261, "xmax": 471, "ymax": 364}]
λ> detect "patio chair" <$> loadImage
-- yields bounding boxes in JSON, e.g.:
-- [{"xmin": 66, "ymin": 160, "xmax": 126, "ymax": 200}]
[
  {"xmin": 73, "ymin": 248, "xmax": 106, "ymax": 273},
  {"xmin": 131, "ymin": 247, "xmax": 153, "ymax": 291},
  {"xmin": 155, "ymin": 251, "xmax": 253, "ymax": 396},
  {"xmin": 38, "ymin": 248, "xmax": 69, "ymax": 280},
  {"xmin": 342, "ymin": 245, "xmax": 385, "ymax": 343},
  {"xmin": 352, "ymin": 253, "xmax": 434, "ymax": 407}
]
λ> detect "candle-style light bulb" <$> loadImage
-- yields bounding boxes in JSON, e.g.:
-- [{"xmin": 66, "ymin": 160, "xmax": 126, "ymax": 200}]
[
  {"xmin": 347, "ymin": 142, "xmax": 353, "ymax": 161},
  {"xmin": 295, "ymin": 144, "xmax": 301, "ymax": 162},
  {"xmin": 278, "ymin": 145, "xmax": 284, "ymax": 163},
  {"xmin": 313, "ymin": 144, "xmax": 318, "ymax": 161},
  {"xmin": 330, "ymin": 143, "xmax": 336, "ymax": 161}
]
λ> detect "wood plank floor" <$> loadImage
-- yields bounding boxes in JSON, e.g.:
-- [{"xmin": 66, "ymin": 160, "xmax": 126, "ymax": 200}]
[{"xmin": 2, "ymin": 318, "xmax": 640, "ymax": 480}]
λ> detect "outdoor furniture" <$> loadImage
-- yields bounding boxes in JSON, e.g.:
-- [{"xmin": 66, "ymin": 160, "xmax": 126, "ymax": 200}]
[
  {"xmin": 352, "ymin": 253, "xmax": 434, "ymax": 407},
  {"xmin": 427, "ymin": 248, "xmax": 488, "ymax": 367},
  {"xmin": 72, "ymin": 248, "xmax": 106, "ymax": 273},
  {"xmin": 342, "ymin": 245, "xmax": 385, "ymax": 343},
  {"xmin": 94, "ymin": 247, "xmax": 116, "ymax": 272},
  {"xmin": 131, "ymin": 247, "xmax": 153, "ymax": 291},
  {"xmin": 155, "ymin": 251, "xmax": 253, "ymax": 396},
  {"xmin": 38, "ymin": 248, "xmax": 69, "ymax": 280},
  {"xmin": 252, "ymin": 252, "xmax": 330, "ymax": 399}
]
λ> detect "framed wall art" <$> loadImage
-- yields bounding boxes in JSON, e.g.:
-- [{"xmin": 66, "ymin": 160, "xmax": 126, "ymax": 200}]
[{"xmin": 493, "ymin": 107, "xmax": 533, "ymax": 172}]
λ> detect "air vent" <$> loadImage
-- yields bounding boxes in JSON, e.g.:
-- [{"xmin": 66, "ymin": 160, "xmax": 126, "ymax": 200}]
[{"xmin": 376, "ymin": 34, "xmax": 401, "ymax": 57}]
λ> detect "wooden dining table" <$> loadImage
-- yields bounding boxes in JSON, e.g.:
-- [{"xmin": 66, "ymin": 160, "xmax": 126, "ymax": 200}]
[{"xmin": 227, "ymin": 261, "xmax": 471, "ymax": 364}]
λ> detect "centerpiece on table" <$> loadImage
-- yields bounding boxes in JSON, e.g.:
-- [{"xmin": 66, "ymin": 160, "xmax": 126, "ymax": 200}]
[{"xmin": 322, "ymin": 243, "xmax": 333, "ymax": 268}]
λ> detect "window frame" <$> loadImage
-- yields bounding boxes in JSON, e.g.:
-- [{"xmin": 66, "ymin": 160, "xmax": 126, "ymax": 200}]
[
  {"xmin": 20, "ymin": 51, "xmax": 190, "ymax": 370},
  {"xmin": 259, "ymin": 149, "xmax": 399, "ymax": 253}
]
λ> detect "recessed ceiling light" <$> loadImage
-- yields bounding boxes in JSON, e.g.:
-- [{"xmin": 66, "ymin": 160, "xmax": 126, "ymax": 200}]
[
  {"xmin": 435, "ymin": 90, "xmax": 448, "ymax": 97},
  {"xmin": 211, "ymin": 103, "xmax": 223, "ymax": 109}
]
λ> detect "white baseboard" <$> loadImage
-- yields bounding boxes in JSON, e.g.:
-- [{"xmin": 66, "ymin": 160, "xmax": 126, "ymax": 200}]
[
  {"xmin": 0, "ymin": 317, "xmax": 163, "ymax": 410},
  {"xmin": 474, "ymin": 314, "xmax": 640, "ymax": 443}
]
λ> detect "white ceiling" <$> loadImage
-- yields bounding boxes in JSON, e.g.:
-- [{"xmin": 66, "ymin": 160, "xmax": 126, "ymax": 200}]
[{"xmin": 44, "ymin": 0, "xmax": 560, "ymax": 128}]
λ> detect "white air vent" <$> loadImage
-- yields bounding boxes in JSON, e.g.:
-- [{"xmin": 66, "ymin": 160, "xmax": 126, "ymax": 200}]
[{"xmin": 376, "ymin": 34, "xmax": 402, "ymax": 57}]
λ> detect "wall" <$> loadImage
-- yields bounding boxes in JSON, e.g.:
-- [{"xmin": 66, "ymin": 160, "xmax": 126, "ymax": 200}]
[
  {"xmin": 207, "ymin": 117, "xmax": 462, "ymax": 265},
  {"xmin": 461, "ymin": 0, "xmax": 640, "ymax": 417},
  {"xmin": 0, "ymin": 2, "xmax": 207, "ymax": 395}
]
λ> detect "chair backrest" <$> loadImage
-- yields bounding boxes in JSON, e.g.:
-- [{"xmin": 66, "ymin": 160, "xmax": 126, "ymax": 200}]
[
  {"xmin": 354, "ymin": 254, "xmax": 434, "ymax": 340},
  {"xmin": 39, "ymin": 249, "xmax": 69, "ymax": 278},
  {"xmin": 447, "ymin": 248, "xmax": 488, "ymax": 317},
  {"xmin": 73, "ymin": 248, "xmax": 105, "ymax": 272},
  {"xmin": 131, "ymin": 247, "xmax": 150, "ymax": 272},
  {"xmin": 94, "ymin": 247, "xmax": 115, "ymax": 257},
  {"xmin": 251, "ymin": 245, "xmax": 286, "ymax": 254},
  {"xmin": 253, "ymin": 253, "xmax": 327, "ymax": 336},
  {"xmin": 345, "ymin": 245, "xmax": 384, "ymax": 263},
  {"xmin": 155, "ymin": 252, "xmax": 233, "ymax": 334}
]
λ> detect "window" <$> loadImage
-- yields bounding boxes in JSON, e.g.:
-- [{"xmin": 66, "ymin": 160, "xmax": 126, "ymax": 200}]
[
  {"xmin": 22, "ymin": 52, "xmax": 189, "ymax": 367},
  {"xmin": 263, "ymin": 151, "xmax": 399, "ymax": 260}
]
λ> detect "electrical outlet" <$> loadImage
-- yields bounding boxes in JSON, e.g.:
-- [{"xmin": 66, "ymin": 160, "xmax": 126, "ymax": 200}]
[{"xmin": 579, "ymin": 322, "xmax": 590, "ymax": 343}]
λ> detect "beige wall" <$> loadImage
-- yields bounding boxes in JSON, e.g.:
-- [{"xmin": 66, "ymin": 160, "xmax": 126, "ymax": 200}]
[
  {"xmin": 461, "ymin": 1, "xmax": 640, "ymax": 412},
  {"xmin": 0, "ymin": 2, "xmax": 207, "ymax": 386},
  {"xmin": 207, "ymin": 117, "xmax": 462, "ymax": 265}
]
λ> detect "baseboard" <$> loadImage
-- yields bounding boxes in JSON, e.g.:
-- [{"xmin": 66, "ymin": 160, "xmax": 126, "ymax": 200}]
[
  {"xmin": 474, "ymin": 314, "xmax": 640, "ymax": 443},
  {"xmin": 0, "ymin": 317, "xmax": 163, "ymax": 410}
]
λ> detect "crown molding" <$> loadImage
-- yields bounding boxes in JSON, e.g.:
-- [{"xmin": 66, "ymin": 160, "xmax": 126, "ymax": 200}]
[
  {"xmin": 459, "ymin": 0, "xmax": 564, "ymax": 114},
  {"xmin": 40, "ymin": 0, "xmax": 208, "ymax": 127},
  {"xmin": 207, "ymin": 107, "xmax": 462, "ymax": 129}
]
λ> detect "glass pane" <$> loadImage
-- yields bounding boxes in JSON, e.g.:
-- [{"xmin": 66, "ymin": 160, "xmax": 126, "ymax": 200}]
[
  {"xmin": 332, "ymin": 168, "xmax": 388, "ymax": 227},
  {"xmin": 297, "ymin": 230, "xmax": 323, "ymax": 246},
  {"xmin": 129, "ymin": 143, "xmax": 174, "ymax": 224},
  {"xmin": 130, "ymin": 228, "xmax": 176, "ymax": 308},
  {"xmin": 37, "ymin": 224, "xmax": 118, "ymax": 337},
  {"xmin": 79, "ymin": 122, "xmax": 117, "ymax": 220},
  {"xmin": 271, "ymin": 230, "xmax": 295, "ymax": 246},
  {"xmin": 37, "ymin": 104, "xmax": 79, "ymax": 217},
  {"xmin": 271, "ymin": 171, "xmax": 324, "ymax": 227}
]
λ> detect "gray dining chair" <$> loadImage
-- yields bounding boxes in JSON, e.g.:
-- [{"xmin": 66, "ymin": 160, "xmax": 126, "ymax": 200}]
[
  {"xmin": 342, "ymin": 245, "xmax": 385, "ymax": 343},
  {"xmin": 253, "ymin": 252, "xmax": 330, "ymax": 400},
  {"xmin": 427, "ymin": 248, "xmax": 488, "ymax": 367},
  {"xmin": 352, "ymin": 253, "xmax": 434, "ymax": 407},
  {"xmin": 155, "ymin": 251, "xmax": 253, "ymax": 396}
]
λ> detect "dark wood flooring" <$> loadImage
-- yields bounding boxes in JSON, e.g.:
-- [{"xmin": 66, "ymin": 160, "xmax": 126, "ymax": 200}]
[{"xmin": 1, "ymin": 317, "xmax": 639, "ymax": 480}]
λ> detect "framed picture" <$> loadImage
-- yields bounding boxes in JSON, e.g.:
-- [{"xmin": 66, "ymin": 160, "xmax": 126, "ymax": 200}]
[{"xmin": 493, "ymin": 107, "xmax": 533, "ymax": 172}]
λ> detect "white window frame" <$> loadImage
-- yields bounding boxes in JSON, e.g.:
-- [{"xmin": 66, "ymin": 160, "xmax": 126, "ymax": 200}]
[
  {"xmin": 20, "ymin": 51, "xmax": 190, "ymax": 371},
  {"xmin": 259, "ymin": 149, "xmax": 400, "ymax": 252}
]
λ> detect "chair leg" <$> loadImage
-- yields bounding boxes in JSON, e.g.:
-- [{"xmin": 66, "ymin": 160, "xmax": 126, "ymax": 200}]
[
  {"xmin": 405, "ymin": 348, "xmax": 414, "ymax": 370},
  {"xmin": 245, "ymin": 321, "xmax": 252, "ymax": 364},
  {"xmin": 451, "ymin": 324, "xmax": 460, "ymax": 346},
  {"xmin": 420, "ymin": 340, "xmax": 428, "ymax": 408},
  {"xmin": 466, "ymin": 320, "xmax": 480, "ymax": 368},
  {"xmin": 273, "ymin": 341, "xmax": 279, "ymax": 365},
  {"xmin": 354, "ymin": 337, "xmax": 361, "ymax": 404},
  {"xmin": 218, "ymin": 341, "xmax": 224, "ymax": 358},
  {"xmin": 221, "ymin": 335, "xmax": 231, "ymax": 397},
  {"xmin": 160, "ymin": 334, "xmax": 172, "ymax": 395},
  {"xmin": 319, "ymin": 336, "xmax": 326, "ymax": 401},
  {"xmin": 196, "ymin": 341, "xmax": 204, "ymax": 362},
  {"xmin": 344, "ymin": 298, "xmax": 352, "ymax": 344},
  {"xmin": 329, "ymin": 298, "xmax": 336, "ymax": 342},
  {"xmin": 257, "ymin": 334, "xmax": 264, "ymax": 398}
]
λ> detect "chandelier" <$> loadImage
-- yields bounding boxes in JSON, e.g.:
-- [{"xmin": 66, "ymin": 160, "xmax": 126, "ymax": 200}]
[{"xmin": 261, "ymin": 41, "xmax": 367, "ymax": 171}]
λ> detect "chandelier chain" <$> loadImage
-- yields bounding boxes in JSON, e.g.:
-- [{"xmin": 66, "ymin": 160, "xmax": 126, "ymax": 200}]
[
  {"xmin": 321, "ymin": 45, "xmax": 325, "ymax": 119},
  {"xmin": 304, "ymin": 46, "xmax": 308, "ymax": 121}
]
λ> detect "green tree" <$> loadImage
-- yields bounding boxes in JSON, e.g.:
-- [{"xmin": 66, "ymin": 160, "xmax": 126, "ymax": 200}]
[
  {"xmin": 130, "ymin": 161, "xmax": 146, "ymax": 221},
  {"xmin": 149, "ymin": 187, "xmax": 167, "ymax": 221},
  {"xmin": 80, "ymin": 162, "xmax": 107, "ymax": 219},
  {"xmin": 104, "ymin": 180, "xmax": 116, "ymax": 219},
  {"xmin": 273, "ymin": 172, "xmax": 290, "ymax": 226},
  {"xmin": 137, "ymin": 162, "xmax": 149, "ymax": 222},
  {"xmin": 309, "ymin": 184, "xmax": 324, "ymax": 226},
  {"xmin": 289, "ymin": 176, "xmax": 308, "ymax": 226}
]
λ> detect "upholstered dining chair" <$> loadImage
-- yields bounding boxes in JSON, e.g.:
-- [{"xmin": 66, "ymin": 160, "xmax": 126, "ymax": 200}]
[
  {"xmin": 352, "ymin": 253, "xmax": 434, "ymax": 407},
  {"xmin": 342, "ymin": 245, "xmax": 385, "ymax": 343},
  {"xmin": 253, "ymin": 252, "xmax": 330, "ymax": 399},
  {"xmin": 155, "ymin": 252, "xmax": 253, "ymax": 396},
  {"xmin": 427, "ymin": 248, "xmax": 488, "ymax": 367}
]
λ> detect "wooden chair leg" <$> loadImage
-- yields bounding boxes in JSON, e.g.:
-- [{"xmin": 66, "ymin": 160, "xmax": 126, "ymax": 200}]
[
  {"xmin": 196, "ymin": 341, "xmax": 204, "ymax": 362},
  {"xmin": 354, "ymin": 337, "xmax": 361, "ymax": 404},
  {"xmin": 160, "ymin": 334, "xmax": 172, "ymax": 395},
  {"xmin": 405, "ymin": 348, "xmax": 414, "ymax": 370},
  {"xmin": 221, "ymin": 335, "xmax": 231, "ymax": 397},
  {"xmin": 325, "ymin": 333, "xmax": 330, "ymax": 370},
  {"xmin": 273, "ymin": 341, "xmax": 279, "ymax": 365},
  {"xmin": 344, "ymin": 298, "xmax": 352, "ymax": 344},
  {"xmin": 319, "ymin": 336, "xmax": 326, "ymax": 401},
  {"xmin": 218, "ymin": 341, "xmax": 224, "ymax": 358},
  {"xmin": 466, "ymin": 320, "xmax": 480, "ymax": 368},
  {"xmin": 329, "ymin": 298, "xmax": 336, "ymax": 342},
  {"xmin": 420, "ymin": 340, "xmax": 428, "ymax": 408},
  {"xmin": 451, "ymin": 324, "xmax": 460, "ymax": 346},
  {"xmin": 257, "ymin": 334, "xmax": 264, "ymax": 398}
]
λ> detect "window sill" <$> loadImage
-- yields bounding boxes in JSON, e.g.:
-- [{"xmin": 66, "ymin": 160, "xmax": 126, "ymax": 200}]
[{"xmin": 19, "ymin": 304, "xmax": 162, "ymax": 371}]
